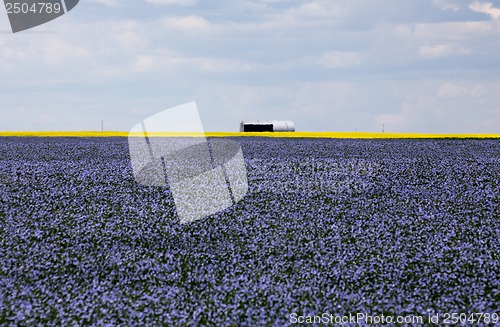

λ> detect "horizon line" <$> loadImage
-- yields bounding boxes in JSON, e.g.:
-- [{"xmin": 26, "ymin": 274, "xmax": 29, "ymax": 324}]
[{"xmin": 0, "ymin": 131, "xmax": 500, "ymax": 139}]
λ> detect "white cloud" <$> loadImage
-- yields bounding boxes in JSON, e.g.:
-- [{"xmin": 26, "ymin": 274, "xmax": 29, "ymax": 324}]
[
  {"xmin": 293, "ymin": 81, "xmax": 358, "ymax": 116},
  {"xmin": 469, "ymin": 2, "xmax": 500, "ymax": 19},
  {"xmin": 419, "ymin": 43, "xmax": 470, "ymax": 59},
  {"xmin": 134, "ymin": 51, "xmax": 184, "ymax": 72},
  {"xmin": 317, "ymin": 51, "xmax": 362, "ymax": 69},
  {"xmin": 367, "ymin": 19, "xmax": 498, "ymax": 66},
  {"xmin": 375, "ymin": 96, "xmax": 447, "ymax": 132},
  {"xmin": 258, "ymin": 0, "xmax": 293, "ymax": 3},
  {"xmin": 88, "ymin": 0, "xmax": 119, "ymax": 7},
  {"xmin": 373, "ymin": 79, "xmax": 500, "ymax": 133},
  {"xmin": 413, "ymin": 21, "xmax": 494, "ymax": 41},
  {"xmin": 145, "ymin": 0, "xmax": 196, "ymax": 6},
  {"xmin": 288, "ymin": 1, "xmax": 341, "ymax": 18},
  {"xmin": 376, "ymin": 112, "xmax": 407, "ymax": 127},
  {"xmin": 133, "ymin": 49, "xmax": 258, "ymax": 74},
  {"xmin": 199, "ymin": 58, "xmax": 256, "ymax": 73},
  {"xmin": 437, "ymin": 82, "xmax": 485, "ymax": 98},
  {"xmin": 162, "ymin": 15, "xmax": 213, "ymax": 32},
  {"xmin": 432, "ymin": 0, "xmax": 460, "ymax": 12},
  {"xmin": 207, "ymin": 82, "xmax": 363, "ymax": 132},
  {"xmin": 38, "ymin": 37, "xmax": 91, "ymax": 65},
  {"xmin": 2, "ymin": 1, "xmax": 500, "ymax": 132}
]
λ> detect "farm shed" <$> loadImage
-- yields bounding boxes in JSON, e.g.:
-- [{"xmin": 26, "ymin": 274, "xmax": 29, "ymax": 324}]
[{"xmin": 240, "ymin": 120, "xmax": 295, "ymax": 132}]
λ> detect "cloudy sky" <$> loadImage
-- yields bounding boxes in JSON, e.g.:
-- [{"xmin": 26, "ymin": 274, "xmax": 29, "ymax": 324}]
[{"xmin": 1, "ymin": 0, "xmax": 500, "ymax": 132}]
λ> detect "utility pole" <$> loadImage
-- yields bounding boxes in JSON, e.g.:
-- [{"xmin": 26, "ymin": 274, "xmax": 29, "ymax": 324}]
[
  {"xmin": 382, "ymin": 124, "xmax": 385, "ymax": 133},
  {"xmin": 101, "ymin": 120, "xmax": 104, "ymax": 132}
]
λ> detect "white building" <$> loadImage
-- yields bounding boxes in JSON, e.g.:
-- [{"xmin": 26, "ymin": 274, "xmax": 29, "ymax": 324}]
[{"xmin": 240, "ymin": 120, "xmax": 295, "ymax": 132}]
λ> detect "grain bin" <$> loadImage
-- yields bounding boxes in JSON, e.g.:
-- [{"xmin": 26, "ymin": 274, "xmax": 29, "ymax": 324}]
[{"xmin": 240, "ymin": 120, "xmax": 295, "ymax": 132}]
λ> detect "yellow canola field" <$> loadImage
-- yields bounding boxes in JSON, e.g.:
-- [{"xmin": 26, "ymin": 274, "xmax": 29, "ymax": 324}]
[{"xmin": 1, "ymin": 131, "xmax": 500, "ymax": 139}]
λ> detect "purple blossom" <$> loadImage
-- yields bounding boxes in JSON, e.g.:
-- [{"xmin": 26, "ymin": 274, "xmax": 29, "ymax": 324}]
[{"xmin": 0, "ymin": 137, "xmax": 498, "ymax": 326}]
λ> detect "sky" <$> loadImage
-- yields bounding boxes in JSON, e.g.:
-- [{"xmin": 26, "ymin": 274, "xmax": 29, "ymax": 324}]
[{"xmin": 1, "ymin": 0, "xmax": 500, "ymax": 133}]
